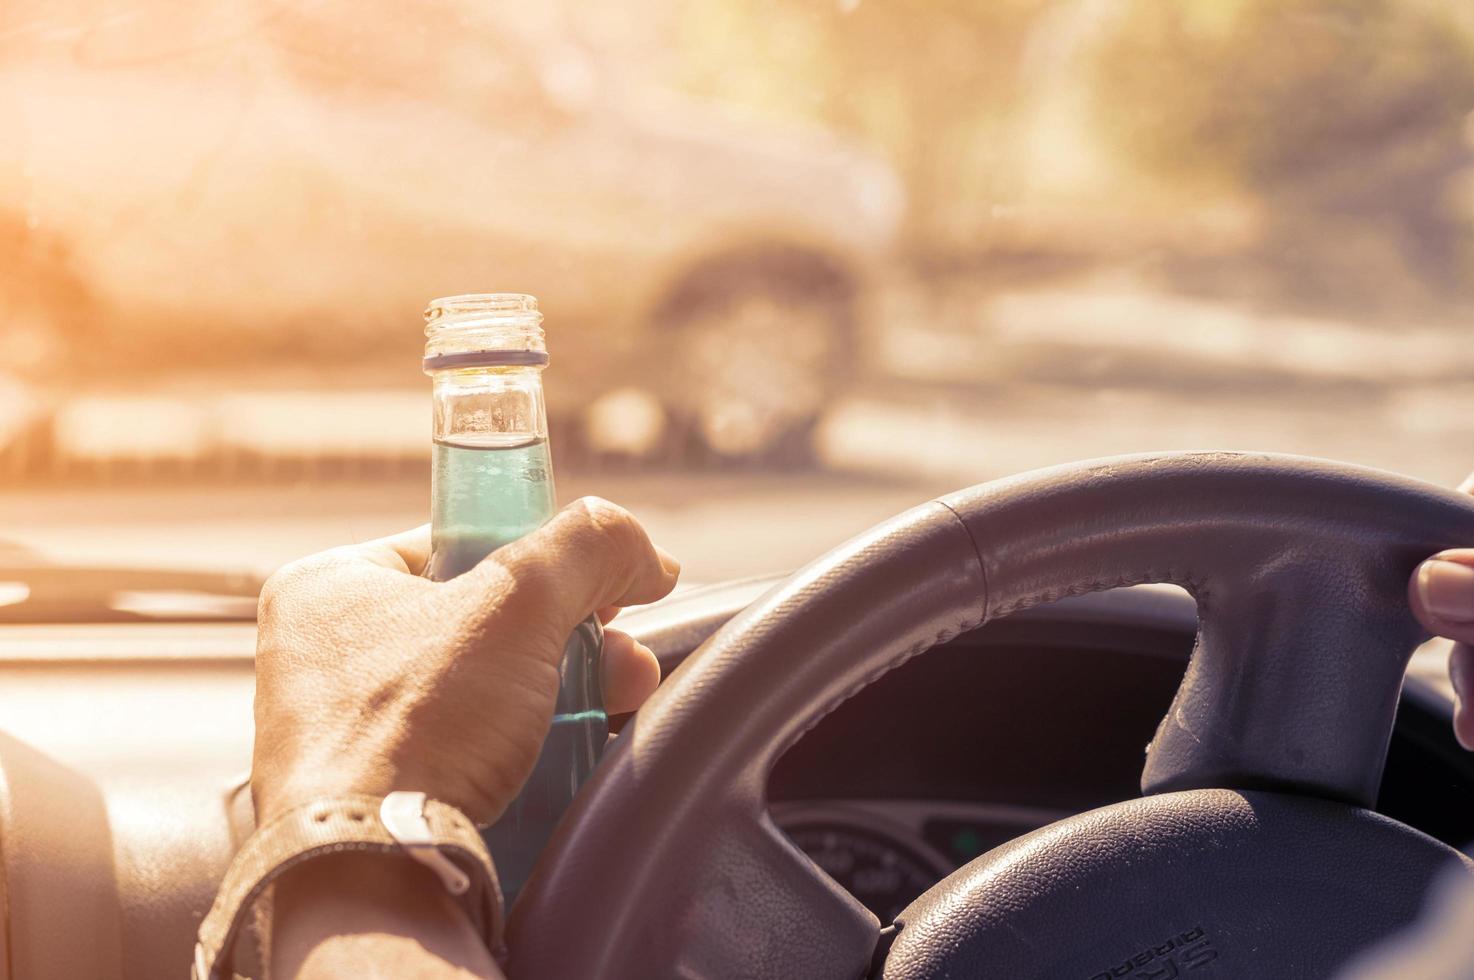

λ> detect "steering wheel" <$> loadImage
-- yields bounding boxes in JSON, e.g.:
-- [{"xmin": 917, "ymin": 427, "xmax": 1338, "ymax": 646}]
[{"xmin": 509, "ymin": 452, "xmax": 1474, "ymax": 978}]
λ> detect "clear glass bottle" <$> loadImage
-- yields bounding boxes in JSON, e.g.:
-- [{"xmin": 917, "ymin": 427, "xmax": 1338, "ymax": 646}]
[{"xmin": 422, "ymin": 293, "xmax": 605, "ymax": 903}]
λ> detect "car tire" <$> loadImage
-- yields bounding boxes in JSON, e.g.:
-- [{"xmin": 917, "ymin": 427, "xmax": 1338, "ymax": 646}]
[{"xmin": 654, "ymin": 264, "xmax": 856, "ymax": 468}]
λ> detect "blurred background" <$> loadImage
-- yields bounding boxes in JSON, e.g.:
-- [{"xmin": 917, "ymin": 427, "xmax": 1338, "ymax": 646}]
[{"xmin": 4, "ymin": 0, "xmax": 1474, "ymax": 588}]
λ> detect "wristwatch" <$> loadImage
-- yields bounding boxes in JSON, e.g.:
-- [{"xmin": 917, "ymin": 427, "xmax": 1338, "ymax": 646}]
[{"xmin": 193, "ymin": 791, "xmax": 504, "ymax": 980}]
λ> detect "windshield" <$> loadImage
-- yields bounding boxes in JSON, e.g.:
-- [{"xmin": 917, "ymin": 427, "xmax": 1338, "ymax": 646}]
[{"xmin": 4, "ymin": 1, "xmax": 1473, "ymax": 609}]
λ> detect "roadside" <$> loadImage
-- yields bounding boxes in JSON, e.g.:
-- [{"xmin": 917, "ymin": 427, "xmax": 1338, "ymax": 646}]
[
  {"xmin": 6, "ymin": 277, "xmax": 1474, "ymax": 484},
  {"xmin": 0, "ymin": 469, "xmax": 934, "ymax": 585},
  {"xmin": 5, "ymin": 277, "xmax": 1474, "ymax": 582},
  {"xmin": 5, "ymin": 373, "xmax": 1473, "ymax": 583}
]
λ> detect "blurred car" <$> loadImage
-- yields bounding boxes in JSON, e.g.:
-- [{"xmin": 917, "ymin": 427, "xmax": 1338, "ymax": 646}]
[{"xmin": 3, "ymin": 12, "xmax": 903, "ymax": 464}]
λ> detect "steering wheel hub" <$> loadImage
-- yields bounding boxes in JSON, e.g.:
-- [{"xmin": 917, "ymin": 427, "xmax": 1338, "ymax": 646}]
[{"xmin": 887, "ymin": 789, "xmax": 1465, "ymax": 979}]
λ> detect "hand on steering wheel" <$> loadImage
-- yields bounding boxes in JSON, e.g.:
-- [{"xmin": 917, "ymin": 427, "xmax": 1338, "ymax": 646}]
[{"xmin": 1410, "ymin": 470, "xmax": 1474, "ymax": 749}]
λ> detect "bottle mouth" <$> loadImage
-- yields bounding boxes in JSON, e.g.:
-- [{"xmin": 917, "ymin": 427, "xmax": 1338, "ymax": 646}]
[
  {"xmin": 423, "ymin": 293, "xmax": 547, "ymax": 372},
  {"xmin": 424, "ymin": 293, "xmax": 540, "ymax": 325}
]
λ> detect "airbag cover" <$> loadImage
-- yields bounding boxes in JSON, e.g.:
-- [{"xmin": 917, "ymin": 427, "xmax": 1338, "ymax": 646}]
[{"xmin": 885, "ymin": 789, "xmax": 1471, "ymax": 980}]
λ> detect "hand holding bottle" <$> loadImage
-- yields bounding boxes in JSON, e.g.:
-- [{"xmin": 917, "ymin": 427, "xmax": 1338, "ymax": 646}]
[{"xmin": 251, "ymin": 498, "xmax": 680, "ymax": 827}]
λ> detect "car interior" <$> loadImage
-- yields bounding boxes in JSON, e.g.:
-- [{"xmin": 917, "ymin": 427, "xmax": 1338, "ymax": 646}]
[
  {"xmin": 3, "ymin": 453, "xmax": 1473, "ymax": 979},
  {"xmin": 8, "ymin": 2, "xmax": 1474, "ymax": 977}
]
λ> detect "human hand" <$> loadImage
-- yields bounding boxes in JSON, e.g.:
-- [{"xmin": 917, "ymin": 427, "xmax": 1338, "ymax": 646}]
[
  {"xmin": 1410, "ymin": 472, "xmax": 1474, "ymax": 750},
  {"xmin": 250, "ymin": 497, "xmax": 680, "ymax": 826}
]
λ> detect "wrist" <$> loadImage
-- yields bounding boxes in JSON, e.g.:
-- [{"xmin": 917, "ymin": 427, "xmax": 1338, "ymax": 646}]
[
  {"xmin": 197, "ymin": 793, "xmax": 504, "ymax": 979},
  {"xmin": 252, "ymin": 763, "xmax": 393, "ymax": 826},
  {"xmin": 272, "ymin": 850, "xmax": 464, "ymax": 919},
  {"xmin": 271, "ymin": 853, "xmax": 502, "ymax": 979},
  {"xmin": 254, "ymin": 770, "xmax": 512, "ymax": 830}
]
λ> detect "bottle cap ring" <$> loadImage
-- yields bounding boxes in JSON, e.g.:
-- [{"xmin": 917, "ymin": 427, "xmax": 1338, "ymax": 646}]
[{"xmin": 423, "ymin": 350, "xmax": 550, "ymax": 372}]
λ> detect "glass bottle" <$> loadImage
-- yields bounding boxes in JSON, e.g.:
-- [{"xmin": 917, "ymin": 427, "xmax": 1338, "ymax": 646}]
[{"xmin": 421, "ymin": 293, "xmax": 605, "ymax": 903}]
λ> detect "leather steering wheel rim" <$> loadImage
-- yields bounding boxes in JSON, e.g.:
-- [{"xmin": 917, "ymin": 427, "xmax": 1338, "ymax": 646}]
[{"xmin": 509, "ymin": 452, "xmax": 1474, "ymax": 979}]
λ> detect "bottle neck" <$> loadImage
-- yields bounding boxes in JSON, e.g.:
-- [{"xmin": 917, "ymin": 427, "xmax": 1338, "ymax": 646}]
[{"xmin": 431, "ymin": 366, "xmax": 548, "ymax": 448}]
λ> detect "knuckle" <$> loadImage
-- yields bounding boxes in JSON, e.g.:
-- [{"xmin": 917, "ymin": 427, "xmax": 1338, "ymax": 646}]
[
  {"xmin": 256, "ymin": 563, "xmax": 305, "ymax": 619},
  {"xmin": 501, "ymin": 550, "xmax": 558, "ymax": 596},
  {"xmin": 575, "ymin": 496, "xmax": 642, "ymax": 553},
  {"xmin": 257, "ymin": 551, "xmax": 356, "ymax": 620},
  {"xmin": 465, "ymin": 553, "xmax": 556, "ymax": 622}
]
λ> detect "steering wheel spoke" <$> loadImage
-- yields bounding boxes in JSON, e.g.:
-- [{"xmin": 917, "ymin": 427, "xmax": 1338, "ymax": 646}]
[{"xmin": 655, "ymin": 812, "xmax": 879, "ymax": 979}]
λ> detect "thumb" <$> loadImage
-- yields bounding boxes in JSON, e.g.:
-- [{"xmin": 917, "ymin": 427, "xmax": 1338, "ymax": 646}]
[{"xmin": 465, "ymin": 497, "xmax": 680, "ymax": 639}]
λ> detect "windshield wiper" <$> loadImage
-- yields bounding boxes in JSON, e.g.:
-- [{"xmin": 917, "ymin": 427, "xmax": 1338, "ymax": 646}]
[{"xmin": 0, "ymin": 562, "xmax": 262, "ymax": 624}]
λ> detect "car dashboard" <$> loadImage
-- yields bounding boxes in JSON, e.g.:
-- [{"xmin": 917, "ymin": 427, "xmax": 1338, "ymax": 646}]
[
  {"xmin": 0, "ymin": 579, "xmax": 1467, "ymax": 978},
  {"xmin": 629, "ymin": 579, "xmax": 1474, "ymax": 925}
]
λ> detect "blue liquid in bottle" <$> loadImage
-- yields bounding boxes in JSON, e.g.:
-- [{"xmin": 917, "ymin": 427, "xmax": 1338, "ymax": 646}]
[{"xmin": 425, "ymin": 434, "xmax": 605, "ymax": 902}]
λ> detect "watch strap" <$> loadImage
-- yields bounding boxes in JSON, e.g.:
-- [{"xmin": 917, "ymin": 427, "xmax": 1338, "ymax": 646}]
[{"xmin": 194, "ymin": 793, "xmax": 503, "ymax": 980}]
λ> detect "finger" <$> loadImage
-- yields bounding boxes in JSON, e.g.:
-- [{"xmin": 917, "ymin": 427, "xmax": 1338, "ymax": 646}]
[
  {"xmin": 1452, "ymin": 643, "xmax": 1474, "ymax": 750},
  {"xmin": 600, "ymin": 627, "xmax": 662, "ymax": 715},
  {"xmin": 472, "ymin": 497, "xmax": 679, "ymax": 636},
  {"xmin": 1411, "ymin": 551, "xmax": 1474, "ymax": 642},
  {"xmin": 346, "ymin": 524, "xmax": 433, "ymax": 576},
  {"xmin": 598, "ymin": 606, "xmax": 622, "ymax": 625}
]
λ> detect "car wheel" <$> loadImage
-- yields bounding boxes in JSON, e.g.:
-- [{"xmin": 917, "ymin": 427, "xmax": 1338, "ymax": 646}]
[{"xmin": 657, "ymin": 276, "xmax": 855, "ymax": 467}]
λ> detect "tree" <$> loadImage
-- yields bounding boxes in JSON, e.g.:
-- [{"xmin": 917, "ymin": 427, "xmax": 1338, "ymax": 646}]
[{"xmin": 1088, "ymin": 0, "xmax": 1474, "ymax": 311}]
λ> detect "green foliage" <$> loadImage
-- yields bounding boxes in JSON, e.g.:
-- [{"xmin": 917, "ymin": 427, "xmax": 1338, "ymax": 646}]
[
  {"xmin": 668, "ymin": 0, "xmax": 1474, "ymax": 304},
  {"xmin": 1090, "ymin": 0, "xmax": 1474, "ymax": 303},
  {"xmin": 1091, "ymin": 0, "xmax": 1474, "ymax": 193}
]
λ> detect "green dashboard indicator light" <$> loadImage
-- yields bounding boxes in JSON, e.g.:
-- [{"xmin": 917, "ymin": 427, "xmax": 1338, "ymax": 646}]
[{"xmin": 951, "ymin": 827, "xmax": 984, "ymax": 859}]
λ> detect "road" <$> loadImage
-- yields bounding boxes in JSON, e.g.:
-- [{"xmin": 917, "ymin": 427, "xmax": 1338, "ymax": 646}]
[
  {"xmin": 5, "ymin": 377, "xmax": 1474, "ymax": 587},
  {"xmin": 0, "ymin": 470, "xmax": 941, "ymax": 586}
]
